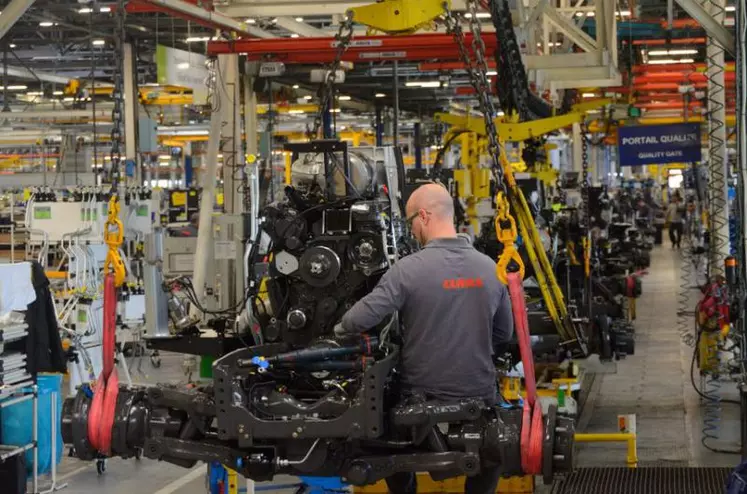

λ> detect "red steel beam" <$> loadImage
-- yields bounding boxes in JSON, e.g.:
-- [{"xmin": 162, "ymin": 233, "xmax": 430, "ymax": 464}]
[
  {"xmin": 633, "ymin": 73, "xmax": 736, "ymax": 84},
  {"xmin": 207, "ymin": 34, "xmax": 497, "ymax": 63},
  {"xmin": 418, "ymin": 61, "xmax": 497, "ymax": 71},
  {"xmin": 629, "ymin": 37, "xmax": 706, "ymax": 45}
]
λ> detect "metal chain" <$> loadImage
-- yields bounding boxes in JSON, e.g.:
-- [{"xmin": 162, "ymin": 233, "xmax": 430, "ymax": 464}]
[
  {"xmin": 309, "ymin": 13, "xmax": 355, "ymax": 139},
  {"xmin": 109, "ymin": 0, "xmax": 127, "ymax": 193},
  {"xmin": 443, "ymin": 1, "xmax": 505, "ymax": 193},
  {"xmin": 581, "ymin": 125, "xmax": 590, "ymax": 230}
]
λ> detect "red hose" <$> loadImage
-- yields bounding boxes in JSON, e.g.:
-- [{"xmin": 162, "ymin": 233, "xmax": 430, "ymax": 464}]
[
  {"xmin": 507, "ymin": 272, "xmax": 544, "ymax": 475},
  {"xmin": 87, "ymin": 274, "xmax": 119, "ymax": 455}
]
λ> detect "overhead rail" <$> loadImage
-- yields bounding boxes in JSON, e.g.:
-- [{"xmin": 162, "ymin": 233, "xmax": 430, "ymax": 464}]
[
  {"xmin": 206, "ymin": 33, "xmax": 498, "ymax": 62},
  {"xmin": 125, "ymin": 0, "xmax": 273, "ymax": 38}
]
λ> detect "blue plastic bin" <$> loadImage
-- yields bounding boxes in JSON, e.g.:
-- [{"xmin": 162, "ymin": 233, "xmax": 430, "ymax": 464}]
[{"xmin": 0, "ymin": 374, "xmax": 63, "ymax": 475}]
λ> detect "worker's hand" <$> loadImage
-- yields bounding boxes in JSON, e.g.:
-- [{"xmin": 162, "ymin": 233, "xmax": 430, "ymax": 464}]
[{"xmin": 333, "ymin": 322, "xmax": 347, "ymax": 339}]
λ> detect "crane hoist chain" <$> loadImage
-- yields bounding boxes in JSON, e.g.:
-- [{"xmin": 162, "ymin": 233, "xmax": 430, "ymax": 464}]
[
  {"xmin": 309, "ymin": 13, "xmax": 355, "ymax": 139},
  {"xmin": 442, "ymin": 0, "xmax": 505, "ymax": 193},
  {"xmin": 489, "ymin": 0, "xmax": 531, "ymax": 120},
  {"xmin": 109, "ymin": 0, "xmax": 127, "ymax": 193}
]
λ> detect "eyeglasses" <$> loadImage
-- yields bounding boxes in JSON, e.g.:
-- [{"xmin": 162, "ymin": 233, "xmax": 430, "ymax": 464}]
[{"xmin": 406, "ymin": 210, "xmax": 431, "ymax": 226}]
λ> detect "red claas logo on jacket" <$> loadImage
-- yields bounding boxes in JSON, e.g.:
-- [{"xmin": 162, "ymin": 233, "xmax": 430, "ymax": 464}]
[{"xmin": 442, "ymin": 278, "xmax": 484, "ymax": 290}]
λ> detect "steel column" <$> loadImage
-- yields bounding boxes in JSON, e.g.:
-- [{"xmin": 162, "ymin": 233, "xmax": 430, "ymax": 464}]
[
  {"xmin": 123, "ymin": 43, "xmax": 139, "ymax": 184},
  {"xmin": 245, "ymin": 62, "xmax": 260, "ymax": 240},
  {"xmin": 414, "ymin": 122, "xmax": 422, "ymax": 169},
  {"xmin": 375, "ymin": 104, "xmax": 383, "ymax": 146},
  {"xmin": 0, "ymin": 0, "xmax": 36, "ymax": 40},
  {"xmin": 706, "ymin": 0, "xmax": 730, "ymax": 273},
  {"xmin": 572, "ymin": 123, "xmax": 582, "ymax": 173},
  {"xmin": 191, "ymin": 59, "xmax": 229, "ymax": 315},
  {"xmin": 220, "ymin": 54, "xmax": 243, "ymax": 215},
  {"xmin": 393, "ymin": 61, "xmax": 399, "ymax": 148}
]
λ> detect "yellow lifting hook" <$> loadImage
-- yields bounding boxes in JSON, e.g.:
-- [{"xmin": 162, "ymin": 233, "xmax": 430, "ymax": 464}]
[
  {"xmin": 103, "ymin": 195, "xmax": 126, "ymax": 287},
  {"xmin": 495, "ymin": 192, "xmax": 526, "ymax": 285}
]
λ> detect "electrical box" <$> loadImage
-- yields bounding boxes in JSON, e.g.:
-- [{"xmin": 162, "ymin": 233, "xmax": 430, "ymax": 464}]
[{"xmin": 138, "ymin": 117, "xmax": 159, "ymax": 154}]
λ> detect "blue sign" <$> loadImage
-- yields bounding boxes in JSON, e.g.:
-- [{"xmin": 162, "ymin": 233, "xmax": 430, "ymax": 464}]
[{"xmin": 618, "ymin": 123, "xmax": 701, "ymax": 166}]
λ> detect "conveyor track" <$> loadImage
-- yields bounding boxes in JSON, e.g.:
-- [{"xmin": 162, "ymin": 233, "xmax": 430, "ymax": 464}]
[{"xmin": 552, "ymin": 467, "xmax": 732, "ymax": 494}]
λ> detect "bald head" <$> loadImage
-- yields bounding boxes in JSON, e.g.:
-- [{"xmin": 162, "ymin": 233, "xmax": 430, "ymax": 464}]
[{"xmin": 406, "ymin": 183, "xmax": 457, "ymax": 245}]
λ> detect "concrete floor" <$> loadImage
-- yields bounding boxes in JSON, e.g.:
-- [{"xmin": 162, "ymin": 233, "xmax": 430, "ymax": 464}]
[{"xmin": 47, "ymin": 246, "xmax": 743, "ymax": 493}]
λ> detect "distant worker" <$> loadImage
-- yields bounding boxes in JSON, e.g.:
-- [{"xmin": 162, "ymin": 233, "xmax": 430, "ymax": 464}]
[
  {"xmin": 666, "ymin": 193, "xmax": 684, "ymax": 249},
  {"xmin": 336, "ymin": 183, "xmax": 514, "ymax": 494}
]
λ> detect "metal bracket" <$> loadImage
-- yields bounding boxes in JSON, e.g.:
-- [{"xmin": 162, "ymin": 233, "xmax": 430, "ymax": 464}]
[{"xmin": 348, "ymin": 0, "xmax": 449, "ymax": 35}]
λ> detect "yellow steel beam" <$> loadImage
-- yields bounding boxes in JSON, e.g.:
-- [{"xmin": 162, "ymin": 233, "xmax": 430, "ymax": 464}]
[{"xmin": 348, "ymin": 0, "xmax": 449, "ymax": 35}]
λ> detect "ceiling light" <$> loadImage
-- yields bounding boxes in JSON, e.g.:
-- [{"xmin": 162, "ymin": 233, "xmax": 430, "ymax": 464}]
[
  {"xmin": 9, "ymin": 44, "xmax": 15, "ymax": 48},
  {"xmin": 375, "ymin": 93, "xmax": 386, "ymax": 98},
  {"xmin": 288, "ymin": 109, "xmax": 305, "ymax": 114},
  {"xmin": 78, "ymin": 7, "xmax": 92, "ymax": 14},
  {"xmin": 100, "ymin": 7, "xmax": 112, "ymax": 13},
  {"xmin": 1, "ymin": 85, "xmax": 27, "ymax": 91},
  {"xmin": 39, "ymin": 21, "xmax": 54, "ymax": 27},
  {"xmin": 329, "ymin": 108, "xmax": 341, "ymax": 113},
  {"xmin": 647, "ymin": 58, "xmax": 694, "ymax": 64},
  {"xmin": 575, "ymin": 11, "xmax": 595, "ymax": 16},
  {"xmin": 617, "ymin": 10, "xmax": 631, "ymax": 15},
  {"xmin": 486, "ymin": 70, "xmax": 497, "ymax": 76},
  {"xmin": 292, "ymin": 84, "xmax": 299, "ymax": 89},
  {"xmin": 303, "ymin": 95, "xmax": 313, "ymax": 100},
  {"xmin": 338, "ymin": 95, "xmax": 351, "ymax": 101},
  {"xmin": 648, "ymin": 49, "xmax": 698, "ymax": 55},
  {"xmin": 185, "ymin": 36, "xmax": 211, "ymax": 42},
  {"xmin": 26, "ymin": 91, "xmax": 43, "ymax": 96},
  {"xmin": 246, "ymin": 18, "xmax": 256, "ymax": 24},
  {"xmin": 53, "ymin": 91, "xmax": 63, "ymax": 96},
  {"xmin": 271, "ymin": 18, "xmax": 278, "ymax": 23},
  {"xmin": 536, "ymin": 42, "xmax": 561, "ymax": 47},
  {"xmin": 726, "ymin": 5, "xmax": 736, "ymax": 11},
  {"xmin": 295, "ymin": 17, "xmax": 304, "ymax": 22},
  {"xmin": 582, "ymin": 92, "xmax": 597, "ymax": 98},
  {"xmin": 405, "ymin": 81, "xmax": 441, "ymax": 88},
  {"xmin": 92, "ymin": 39, "xmax": 105, "ymax": 46},
  {"xmin": 63, "ymin": 97, "xmax": 75, "ymax": 102},
  {"xmin": 464, "ymin": 12, "xmax": 491, "ymax": 18},
  {"xmin": 290, "ymin": 34, "xmax": 299, "ymax": 38},
  {"xmin": 177, "ymin": 62, "xmax": 190, "ymax": 70}
]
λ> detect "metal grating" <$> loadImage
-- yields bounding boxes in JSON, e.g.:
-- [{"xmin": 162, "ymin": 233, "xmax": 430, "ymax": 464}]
[{"xmin": 552, "ymin": 467, "xmax": 733, "ymax": 494}]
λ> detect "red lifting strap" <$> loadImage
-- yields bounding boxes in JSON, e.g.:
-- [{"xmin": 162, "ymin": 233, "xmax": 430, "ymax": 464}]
[
  {"xmin": 507, "ymin": 272, "xmax": 544, "ymax": 475},
  {"xmin": 87, "ymin": 274, "xmax": 120, "ymax": 455}
]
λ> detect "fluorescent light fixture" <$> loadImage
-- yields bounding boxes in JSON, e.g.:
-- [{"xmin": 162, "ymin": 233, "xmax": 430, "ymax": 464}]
[
  {"xmin": 486, "ymin": 70, "xmax": 497, "ymax": 76},
  {"xmin": 100, "ymin": 6, "xmax": 111, "ymax": 13},
  {"xmin": 78, "ymin": 7, "xmax": 92, "ymax": 14},
  {"xmin": 464, "ymin": 12, "xmax": 491, "ymax": 18},
  {"xmin": 9, "ymin": 44, "xmax": 15, "ymax": 48},
  {"xmin": 405, "ymin": 81, "xmax": 441, "ymax": 88},
  {"xmin": 26, "ymin": 91, "xmax": 43, "ymax": 96},
  {"xmin": 292, "ymin": 84, "xmax": 299, "ymax": 89},
  {"xmin": 329, "ymin": 108, "xmax": 341, "ymax": 113},
  {"xmin": 39, "ymin": 21, "xmax": 54, "ymax": 27},
  {"xmin": 288, "ymin": 109, "xmax": 305, "ymax": 114},
  {"xmin": 246, "ymin": 18, "xmax": 256, "ymax": 24},
  {"xmin": 2, "ymin": 85, "xmax": 27, "ymax": 90},
  {"xmin": 497, "ymin": 111, "xmax": 505, "ymax": 116},
  {"xmin": 338, "ymin": 95, "xmax": 351, "ymax": 101},
  {"xmin": 726, "ymin": 5, "xmax": 736, "ymax": 11},
  {"xmin": 295, "ymin": 17, "xmax": 304, "ymax": 22},
  {"xmin": 648, "ymin": 49, "xmax": 698, "ymax": 55},
  {"xmin": 53, "ymin": 90, "xmax": 63, "ymax": 96},
  {"xmin": 185, "ymin": 36, "xmax": 211, "ymax": 42},
  {"xmin": 375, "ymin": 93, "xmax": 386, "ymax": 98},
  {"xmin": 177, "ymin": 62, "xmax": 190, "ymax": 70},
  {"xmin": 92, "ymin": 39, "xmax": 105, "ymax": 46},
  {"xmin": 303, "ymin": 95, "xmax": 313, "ymax": 100},
  {"xmin": 63, "ymin": 97, "xmax": 75, "ymax": 102},
  {"xmin": 290, "ymin": 34, "xmax": 299, "ymax": 38},
  {"xmin": 647, "ymin": 58, "xmax": 694, "ymax": 64},
  {"xmin": 618, "ymin": 10, "xmax": 631, "ymax": 15},
  {"xmin": 575, "ymin": 11, "xmax": 595, "ymax": 16},
  {"xmin": 582, "ymin": 92, "xmax": 596, "ymax": 98},
  {"xmin": 537, "ymin": 42, "xmax": 561, "ymax": 47}
]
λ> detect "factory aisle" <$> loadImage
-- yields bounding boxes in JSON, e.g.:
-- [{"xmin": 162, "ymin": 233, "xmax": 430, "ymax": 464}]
[{"xmin": 576, "ymin": 246, "xmax": 741, "ymax": 468}]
